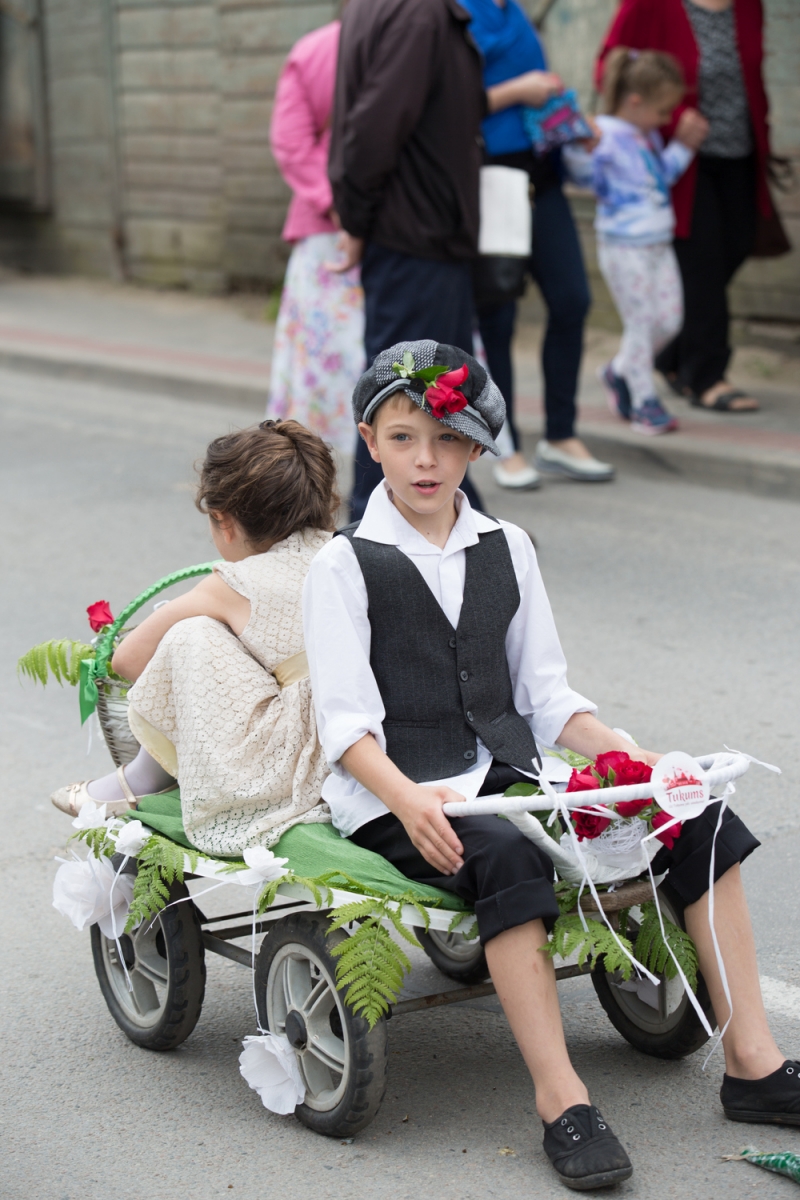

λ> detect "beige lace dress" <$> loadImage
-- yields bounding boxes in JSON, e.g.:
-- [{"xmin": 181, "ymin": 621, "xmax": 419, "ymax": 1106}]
[{"xmin": 127, "ymin": 528, "xmax": 332, "ymax": 855}]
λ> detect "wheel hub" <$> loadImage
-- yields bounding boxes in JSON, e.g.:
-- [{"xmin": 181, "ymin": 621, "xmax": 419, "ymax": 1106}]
[{"xmin": 285, "ymin": 1008, "xmax": 308, "ymax": 1050}]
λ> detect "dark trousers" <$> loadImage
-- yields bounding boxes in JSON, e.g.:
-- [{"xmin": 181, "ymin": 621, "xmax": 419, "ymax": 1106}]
[
  {"xmin": 350, "ymin": 241, "xmax": 483, "ymax": 522},
  {"xmin": 350, "ymin": 798, "xmax": 759, "ymax": 946},
  {"xmin": 656, "ymin": 154, "xmax": 757, "ymax": 396},
  {"xmin": 478, "ymin": 185, "xmax": 591, "ymax": 447}
]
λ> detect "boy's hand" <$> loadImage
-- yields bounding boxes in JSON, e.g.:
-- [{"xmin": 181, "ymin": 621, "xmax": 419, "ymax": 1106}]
[
  {"xmin": 393, "ymin": 785, "xmax": 466, "ymax": 875},
  {"xmin": 675, "ymin": 108, "xmax": 709, "ymax": 151}
]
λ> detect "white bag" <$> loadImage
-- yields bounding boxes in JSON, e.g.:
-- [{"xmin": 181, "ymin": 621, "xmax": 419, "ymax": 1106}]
[{"xmin": 478, "ymin": 165, "xmax": 532, "ymax": 257}]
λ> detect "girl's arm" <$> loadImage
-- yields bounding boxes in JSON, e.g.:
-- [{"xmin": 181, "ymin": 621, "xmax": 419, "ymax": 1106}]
[
  {"xmin": 111, "ymin": 574, "xmax": 250, "ymax": 683},
  {"xmin": 557, "ymin": 711, "xmax": 661, "ymax": 768}
]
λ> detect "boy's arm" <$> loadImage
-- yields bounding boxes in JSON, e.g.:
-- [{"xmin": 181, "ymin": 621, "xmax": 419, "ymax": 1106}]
[
  {"xmin": 341, "ymin": 735, "xmax": 466, "ymax": 874},
  {"xmin": 557, "ymin": 711, "xmax": 661, "ymax": 768}
]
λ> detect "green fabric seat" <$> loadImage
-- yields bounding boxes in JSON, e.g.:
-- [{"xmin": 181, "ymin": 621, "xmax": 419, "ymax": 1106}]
[{"xmin": 136, "ymin": 790, "xmax": 468, "ymax": 912}]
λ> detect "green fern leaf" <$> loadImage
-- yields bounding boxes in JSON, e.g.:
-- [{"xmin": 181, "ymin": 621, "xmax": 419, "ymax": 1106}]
[{"xmin": 635, "ymin": 902, "xmax": 698, "ymax": 992}]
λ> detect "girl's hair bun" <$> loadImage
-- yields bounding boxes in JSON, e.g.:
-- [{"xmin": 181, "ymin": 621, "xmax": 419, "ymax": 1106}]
[{"xmin": 196, "ymin": 419, "xmax": 340, "ymax": 547}]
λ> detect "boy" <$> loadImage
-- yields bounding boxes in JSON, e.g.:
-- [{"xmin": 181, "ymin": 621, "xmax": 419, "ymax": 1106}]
[{"xmin": 303, "ymin": 341, "xmax": 796, "ymax": 1191}]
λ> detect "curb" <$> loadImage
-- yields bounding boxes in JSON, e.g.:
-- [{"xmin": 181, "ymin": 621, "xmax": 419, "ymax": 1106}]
[
  {"xmin": 2, "ymin": 341, "xmax": 799, "ymax": 502},
  {"xmin": 0, "ymin": 346, "xmax": 267, "ymax": 412}
]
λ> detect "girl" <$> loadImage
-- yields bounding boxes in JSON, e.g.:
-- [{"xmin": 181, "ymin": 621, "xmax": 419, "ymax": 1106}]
[
  {"xmin": 566, "ymin": 50, "xmax": 708, "ymax": 435},
  {"xmin": 52, "ymin": 420, "xmax": 336, "ymax": 857}
]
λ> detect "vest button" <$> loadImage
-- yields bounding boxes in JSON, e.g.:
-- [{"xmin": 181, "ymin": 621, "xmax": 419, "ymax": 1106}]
[
  {"xmin": 466, "ymin": 711, "xmax": 474, "ymax": 722},
  {"xmin": 463, "ymin": 749, "xmax": 475, "ymax": 760},
  {"xmin": 460, "ymin": 670, "xmax": 469, "ymax": 682},
  {"xmin": 449, "ymin": 637, "xmax": 457, "ymax": 649}
]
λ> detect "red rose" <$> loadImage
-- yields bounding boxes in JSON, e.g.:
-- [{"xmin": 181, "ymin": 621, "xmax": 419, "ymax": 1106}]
[
  {"xmin": 652, "ymin": 810, "xmax": 682, "ymax": 849},
  {"xmin": 615, "ymin": 798, "xmax": 651, "ymax": 818},
  {"xmin": 566, "ymin": 767, "xmax": 600, "ymax": 794},
  {"xmin": 572, "ymin": 808, "xmax": 612, "ymax": 841},
  {"xmin": 593, "ymin": 751, "xmax": 633, "ymax": 779},
  {"xmin": 425, "ymin": 364, "xmax": 469, "ymax": 418},
  {"xmin": 87, "ymin": 600, "xmax": 114, "ymax": 632}
]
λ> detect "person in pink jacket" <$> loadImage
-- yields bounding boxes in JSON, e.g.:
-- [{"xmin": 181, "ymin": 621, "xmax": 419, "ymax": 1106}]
[{"xmin": 267, "ymin": 20, "xmax": 365, "ymax": 454}]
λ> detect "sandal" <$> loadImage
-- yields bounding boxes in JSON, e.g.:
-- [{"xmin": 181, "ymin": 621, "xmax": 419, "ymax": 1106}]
[
  {"xmin": 691, "ymin": 388, "xmax": 760, "ymax": 413},
  {"xmin": 50, "ymin": 767, "xmax": 164, "ymax": 817}
]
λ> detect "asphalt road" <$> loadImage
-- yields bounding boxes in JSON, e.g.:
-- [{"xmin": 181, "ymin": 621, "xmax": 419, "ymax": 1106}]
[{"xmin": 1, "ymin": 368, "xmax": 799, "ymax": 1200}]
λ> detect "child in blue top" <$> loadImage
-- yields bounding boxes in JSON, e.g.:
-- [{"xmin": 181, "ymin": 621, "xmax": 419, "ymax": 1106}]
[{"xmin": 565, "ymin": 50, "xmax": 708, "ymax": 435}]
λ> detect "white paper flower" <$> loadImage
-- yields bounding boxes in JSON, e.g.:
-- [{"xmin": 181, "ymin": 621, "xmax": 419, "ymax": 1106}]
[
  {"xmin": 72, "ymin": 800, "xmax": 109, "ymax": 830},
  {"xmin": 53, "ymin": 854, "xmax": 135, "ymax": 937},
  {"xmin": 239, "ymin": 1034, "xmax": 305, "ymax": 1114},
  {"xmin": 242, "ymin": 846, "xmax": 290, "ymax": 882},
  {"xmin": 113, "ymin": 819, "xmax": 151, "ymax": 857}
]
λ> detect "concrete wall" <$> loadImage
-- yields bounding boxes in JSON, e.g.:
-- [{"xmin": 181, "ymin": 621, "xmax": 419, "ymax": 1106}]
[{"xmin": 0, "ymin": 0, "xmax": 797, "ymax": 322}]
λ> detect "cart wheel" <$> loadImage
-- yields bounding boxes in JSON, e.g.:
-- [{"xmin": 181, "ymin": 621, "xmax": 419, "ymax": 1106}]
[
  {"xmin": 591, "ymin": 881, "xmax": 716, "ymax": 1060},
  {"xmin": 91, "ymin": 872, "xmax": 205, "ymax": 1051},
  {"xmin": 414, "ymin": 927, "xmax": 489, "ymax": 985},
  {"xmin": 255, "ymin": 912, "xmax": 388, "ymax": 1137}
]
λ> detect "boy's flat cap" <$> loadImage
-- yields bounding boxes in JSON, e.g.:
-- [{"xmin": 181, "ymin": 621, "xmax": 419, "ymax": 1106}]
[{"xmin": 352, "ymin": 340, "xmax": 506, "ymax": 456}]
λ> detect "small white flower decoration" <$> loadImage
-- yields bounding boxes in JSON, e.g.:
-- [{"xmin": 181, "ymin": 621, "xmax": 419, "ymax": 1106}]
[
  {"xmin": 239, "ymin": 1034, "xmax": 305, "ymax": 1114},
  {"xmin": 113, "ymin": 819, "xmax": 151, "ymax": 857},
  {"xmin": 52, "ymin": 854, "xmax": 134, "ymax": 937},
  {"xmin": 242, "ymin": 845, "xmax": 290, "ymax": 882},
  {"xmin": 71, "ymin": 800, "xmax": 109, "ymax": 830}
]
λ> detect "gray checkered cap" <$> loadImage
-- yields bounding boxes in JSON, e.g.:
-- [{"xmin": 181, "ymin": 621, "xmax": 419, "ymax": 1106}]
[{"xmin": 352, "ymin": 340, "xmax": 506, "ymax": 456}]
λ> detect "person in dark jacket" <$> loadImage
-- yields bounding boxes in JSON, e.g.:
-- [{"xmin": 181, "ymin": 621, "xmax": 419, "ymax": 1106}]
[{"xmin": 329, "ymin": 0, "xmax": 561, "ymax": 518}]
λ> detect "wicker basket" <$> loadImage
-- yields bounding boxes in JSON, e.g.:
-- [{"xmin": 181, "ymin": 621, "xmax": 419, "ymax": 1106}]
[{"xmin": 95, "ymin": 678, "xmax": 140, "ymax": 767}]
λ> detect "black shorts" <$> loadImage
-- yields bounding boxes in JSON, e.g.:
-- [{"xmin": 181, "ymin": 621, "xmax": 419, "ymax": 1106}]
[{"xmin": 349, "ymin": 796, "xmax": 759, "ymax": 946}]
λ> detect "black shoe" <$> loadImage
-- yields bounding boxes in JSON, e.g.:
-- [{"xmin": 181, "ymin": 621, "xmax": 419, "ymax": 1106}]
[
  {"xmin": 721, "ymin": 1060, "xmax": 800, "ymax": 1126},
  {"xmin": 542, "ymin": 1104, "xmax": 633, "ymax": 1191}
]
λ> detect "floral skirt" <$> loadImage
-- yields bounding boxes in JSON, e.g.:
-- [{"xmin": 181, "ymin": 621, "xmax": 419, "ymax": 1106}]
[{"xmin": 267, "ymin": 232, "xmax": 365, "ymax": 454}]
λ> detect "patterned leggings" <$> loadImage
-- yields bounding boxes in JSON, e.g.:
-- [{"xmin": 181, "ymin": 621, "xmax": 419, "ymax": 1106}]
[{"xmin": 598, "ymin": 240, "xmax": 683, "ymax": 409}]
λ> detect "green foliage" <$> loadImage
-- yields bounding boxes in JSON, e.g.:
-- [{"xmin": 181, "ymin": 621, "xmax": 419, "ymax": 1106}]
[
  {"xmin": 18, "ymin": 639, "xmax": 95, "ymax": 687},
  {"xmin": 554, "ymin": 882, "xmax": 581, "ymax": 915},
  {"xmin": 329, "ymin": 892, "xmax": 430, "ymax": 1028},
  {"xmin": 448, "ymin": 910, "xmax": 479, "ymax": 942},
  {"xmin": 503, "ymin": 781, "xmax": 541, "ymax": 798},
  {"xmin": 544, "ymin": 749, "xmax": 592, "ymax": 771},
  {"xmin": 73, "ymin": 824, "xmax": 116, "ymax": 860},
  {"xmin": 546, "ymin": 913, "xmax": 635, "ymax": 980},
  {"xmin": 391, "ymin": 350, "xmax": 449, "ymax": 385},
  {"xmin": 635, "ymin": 901, "xmax": 698, "ymax": 993},
  {"xmin": 125, "ymin": 834, "xmax": 198, "ymax": 933}
]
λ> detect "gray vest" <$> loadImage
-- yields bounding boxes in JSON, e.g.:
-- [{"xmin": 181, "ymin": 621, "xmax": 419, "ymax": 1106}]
[{"xmin": 338, "ymin": 524, "xmax": 540, "ymax": 782}]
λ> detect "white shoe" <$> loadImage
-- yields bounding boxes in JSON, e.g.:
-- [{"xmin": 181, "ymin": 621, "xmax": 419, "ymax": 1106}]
[
  {"xmin": 535, "ymin": 440, "xmax": 615, "ymax": 481},
  {"xmin": 493, "ymin": 461, "xmax": 542, "ymax": 490}
]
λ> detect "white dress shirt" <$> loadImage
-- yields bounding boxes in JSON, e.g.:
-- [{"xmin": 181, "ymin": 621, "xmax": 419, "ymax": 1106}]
[{"xmin": 302, "ymin": 482, "xmax": 595, "ymax": 836}]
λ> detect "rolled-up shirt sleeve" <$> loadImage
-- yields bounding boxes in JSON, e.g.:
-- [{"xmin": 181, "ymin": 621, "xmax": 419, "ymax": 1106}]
[
  {"xmin": 302, "ymin": 537, "xmax": 387, "ymax": 773},
  {"xmin": 502, "ymin": 523, "xmax": 596, "ymax": 748}
]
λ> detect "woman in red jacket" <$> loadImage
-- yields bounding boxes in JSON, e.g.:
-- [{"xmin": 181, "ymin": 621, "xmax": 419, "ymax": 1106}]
[{"xmin": 597, "ymin": 0, "xmax": 776, "ymax": 413}]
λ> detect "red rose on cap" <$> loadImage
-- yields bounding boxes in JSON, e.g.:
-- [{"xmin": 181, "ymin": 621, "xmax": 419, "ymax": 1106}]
[
  {"xmin": 87, "ymin": 600, "xmax": 114, "ymax": 631},
  {"xmin": 425, "ymin": 364, "xmax": 469, "ymax": 419}
]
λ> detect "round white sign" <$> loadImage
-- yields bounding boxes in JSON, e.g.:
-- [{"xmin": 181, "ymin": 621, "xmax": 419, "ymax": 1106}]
[{"xmin": 651, "ymin": 751, "xmax": 711, "ymax": 822}]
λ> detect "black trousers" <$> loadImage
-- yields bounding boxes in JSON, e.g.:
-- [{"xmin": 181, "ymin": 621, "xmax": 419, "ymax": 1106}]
[
  {"xmin": 478, "ymin": 185, "xmax": 591, "ymax": 446},
  {"xmin": 656, "ymin": 154, "xmax": 757, "ymax": 396},
  {"xmin": 350, "ymin": 241, "xmax": 483, "ymax": 522},
  {"xmin": 351, "ymin": 797, "xmax": 759, "ymax": 946}
]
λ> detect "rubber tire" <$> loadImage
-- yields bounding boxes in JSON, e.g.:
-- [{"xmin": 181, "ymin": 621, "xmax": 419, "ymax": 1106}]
[
  {"xmin": 255, "ymin": 911, "xmax": 388, "ymax": 1137},
  {"xmin": 591, "ymin": 881, "xmax": 716, "ymax": 1060},
  {"xmin": 91, "ymin": 874, "xmax": 206, "ymax": 1051},
  {"xmin": 414, "ymin": 927, "xmax": 489, "ymax": 985}
]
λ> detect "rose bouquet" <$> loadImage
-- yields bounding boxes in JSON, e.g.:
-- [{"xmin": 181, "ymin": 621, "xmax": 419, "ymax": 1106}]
[{"xmin": 566, "ymin": 751, "xmax": 681, "ymax": 851}]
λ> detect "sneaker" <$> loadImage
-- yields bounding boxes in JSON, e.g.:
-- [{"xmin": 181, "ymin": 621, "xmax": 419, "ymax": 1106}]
[
  {"xmin": 721, "ymin": 1060, "xmax": 800, "ymax": 1126},
  {"xmin": 542, "ymin": 1104, "xmax": 633, "ymax": 1191},
  {"xmin": 599, "ymin": 363, "xmax": 632, "ymax": 421},
  {"xmin": 631, "ymin": 397, "xmax": 679, "ymax": 435},
  {"xmin": 492, "ymin": 461, "xmax": 541, "ymax": 490},
  {"xmin": 535, "ymin": 439, "xmax": 615, "ymax": 482}
]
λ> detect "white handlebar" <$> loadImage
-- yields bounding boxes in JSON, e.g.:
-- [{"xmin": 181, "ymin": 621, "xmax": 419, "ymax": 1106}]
[{"xmin": 441, "ymin": 751, "xmax": 750, "ymax": 818}]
